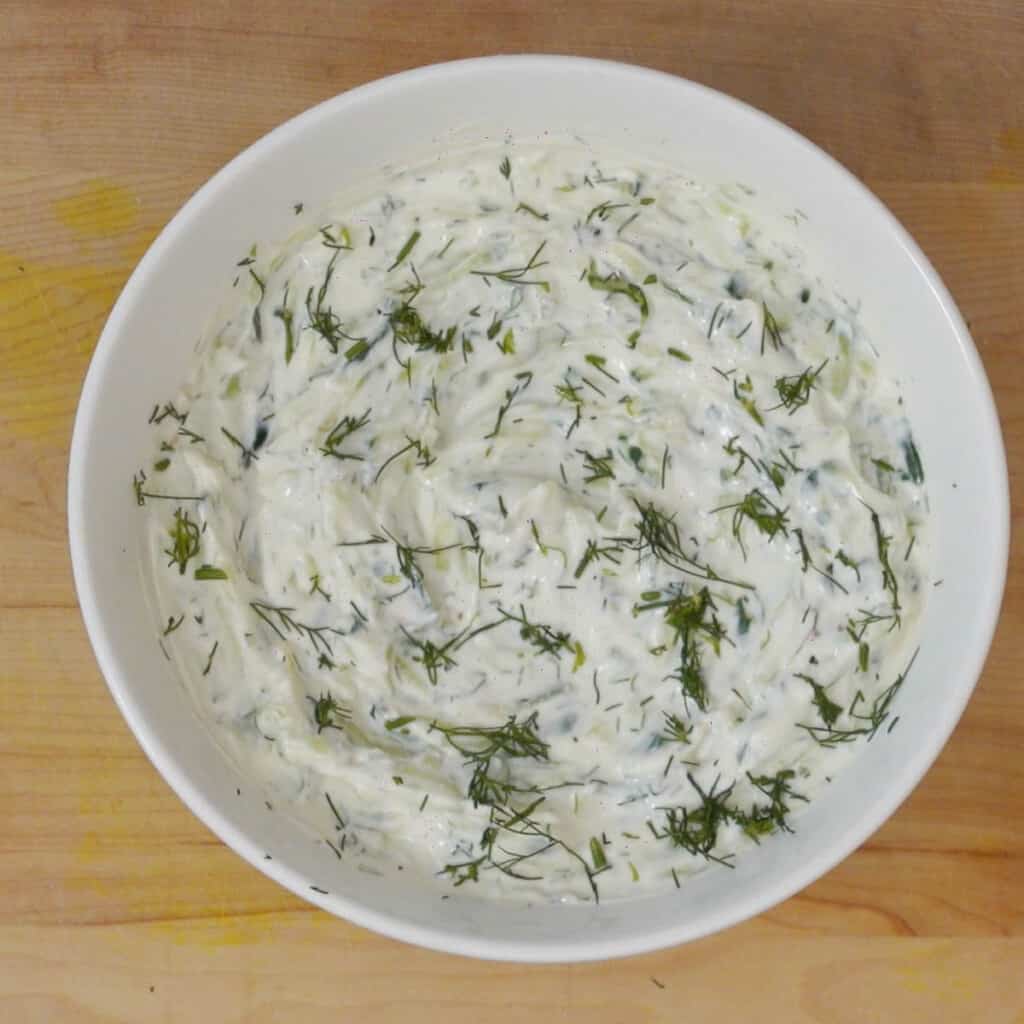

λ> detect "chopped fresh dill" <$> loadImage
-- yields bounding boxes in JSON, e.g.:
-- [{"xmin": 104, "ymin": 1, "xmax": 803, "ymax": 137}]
[
  {"xmin": 220, "ymin": 427, "xmax": 258, "ymax": 467},
  {"xmin": 307, "ymin": 692, "xmax": 350, "ymax": 733},
  {"xmin": 798, "ymin": 650, "xmax": 918, "ymax": 747},
  {"xmin": 515, "ymin": 202, "xmax": 549, "ymax": 221},
  {"xmin": 388, "ymin": 229, "xmax": 421, "ymax": 271},
  {"xmin": 902, "ymin": 437, "xmax": 925, "ymax": 483},
  {"xmin": 250, "ymin": 601, "xmax": 342, "ymax": 659},
  {"xmin": 795, "ymin": 673, "xmax": 842, "ymax": 728},
  {"xmin": 611, "ymin": 499, "xmax": 754, "ymax": 590},
  {"xmin": 249, "ymin": 268, "xmax": 266, "ymax": 341},
  {"xmin": 374, "ymin": 435, "xmax": 436, "ymax": 482},
  {"xmin": 577, "ymin": 448, "xmax": 615, "ymax": 483},
  {"xmin": 388, "ymin": 290, "xmax": 456, "ymax": 354},
  {"xmin": 712, "ymin": 488, "xmax": 789, "ymax": 559},
  {"xmin": 760, "ymin": 302, "xmax": 783, "ymax": 354},
  {"xmin": 586, "ymin": 200, "xmax": 629, "ymax": 223},
  {"xmin": 732, "ymin": 376, "xmax": 764, "ymax": 426},
  {"xmin": 400, "ymin": 627, "xmax": 460, "ymax": 686},
  {"xmin": 485, "ymin": 371, "xmax": 533, "ymax": 439},
  {"xmin": 660, "ymin": 712, "xmax": 693, "ymax": 744},
  {"xmin": 574, "ymin": 539, "xmax": 623, "ymax": 579},
  {"xmin": 164, "ymin": 508, "xmax": 200, "ymax": 575},
  {"xmin": 163, "ymin": 614, "xmax": 185, "ymax": 636},
  {"xmin": 471, "ymin": 242, "xmax": 550, "ymax": 290},
  {"xmin": 320, "ymin": 409, "xmax": 371, "ymax": 461},
  {"xmin": 305, "ymin": 250, "xmax": 366, "ymax": 354},
  {"xmin": 864, "ymin": 502, "xmax": 902, "ymax": 624},
  {"xmin": 201, "ymin": 641, "xmax": 219, "ymax": 677},
  {"xmin": 273, "ymin": 288, "xmax": 296, "ymax": 363},
  {"xmin": 554, "ymin": 375, "xmax": 584, "ymax": 438},
  {"xmin": 770, "ymin": 360, "xmax": 827, "ymax": 414},
  {"xmin": 584, "ymin": 353, "xmax": 618, "ymax": 382},
  {"xmin": 633, "ymin": 585, "xmax": 729, "ymax": 710},
  {"xmin": 497, "ymin": 604, "xmax": 573, "ymax": 657}
]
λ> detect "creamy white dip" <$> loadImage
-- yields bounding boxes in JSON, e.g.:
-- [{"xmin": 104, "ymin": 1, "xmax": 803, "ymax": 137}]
[{"xmin": 135, "ymin": 144, "xmax": 929, "ymax": 901}]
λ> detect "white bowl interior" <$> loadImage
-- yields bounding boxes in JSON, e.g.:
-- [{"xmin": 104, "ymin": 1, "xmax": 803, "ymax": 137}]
[{"xmin": 68, "ymin": 56, "xmax": 1008, "ymax": 961}]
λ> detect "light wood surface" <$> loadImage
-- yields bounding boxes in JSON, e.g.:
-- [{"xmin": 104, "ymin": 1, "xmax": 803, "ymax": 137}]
[{"xmin": 2, "ymin": 2, "xmax": 1022, "ymax": 1020}]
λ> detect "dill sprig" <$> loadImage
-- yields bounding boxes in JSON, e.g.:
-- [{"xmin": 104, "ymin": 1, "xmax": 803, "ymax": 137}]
[
  {"xmin": 634, "ymin": 585, "xmax": 729, "ymax": 711},
  {"xmin": 340, "ymin": 528, "xmax": 459, "ymax": 590},
  {"xmin": 485, "ymin": 371, "xmax": 533, "ymax": 439},
  {"xmin": 613, "ymin": 499, "xmax": 754, "ymax": 590},
  {"xmin": 432, "ymin": 709, "xmax": 599, "ymax": 898},
  {"xmin": 573, "ymin": 539, "xmax": 622, "ymax": 579},
  {"xmin": 770, "ymin": 360, "xmax": 827, "ymax": 414},
  {"xmin": 497, "ymin": 604, "xmax": 573, "ymax": 657},
  {"xmin": 712, "ymin": 488, "xmax": 789, "ymax": 559},
  {"xmin": 660, "ymin": 712, "xmax": 693, "ymax": 744},
  {"xmin": 795, "ymin": 672, "xmax": 842, "ymax": 728},
  {"xmin": 585, "ymin": 200, "xmax": 630, "ymax": 223},
  {"xmin": 798, "ymin": 649, "xmax": 919, "ymax": 747},
  {"xmin": 149, "ymin": 401, "xmax": 187, "ymax": 425},
  {"xmin": 432, "ymin": 710, "xmax": 548, "ymax": 807},
  {"xmin": 760, "ymin": 301, "xmax": 783, "ymax": 354},
  {"xmin": 400, "ymin": 627, "xmax": 459, "ymax": 686},
  {"xmin": 740, "ymin": 770, "xmax": 808, "ymax": 841},
  {"xmin": 863, "ymin": 502, "xmax": 902, "ymax": 624},
  {"xmin": 320, "ymin": 410, "xmax": 371, "ymax": 461},
  {"xmin": 443, "ymin": 797, "xmax": 603, "ymax": 901},
  {"xmin": 732, "ymin": 375, "xmax": 764, "ymax": 426},
  {"xmin": 374, "ymin": 435, "xmax": 436, "ymax": 482},
  {"xmin": 792, "ymin": 527, "xmax": 849, "ymax": 594},
  {"xmin": 903, "ymin": 437, "xmax": 925, "ymax": 484},
  {"xmin": 577, "ymin": 447, "xmax": 615, "ymax": 483},
  {"xmin": 305, "ymin": 251, "xmax": 366, "ymax": 355},
  {"xmin": 471, "ymin": 241, "xmax": 550, "ymax": 291},
  {"xmin": 635, "ymin": 585, "xmax": 729, "ymax": 654},
  {"xmin": 722, "ymin": 436, "xmax": 801, "ymax": 492},
  {"xmin": 250, "ymin": 601, "xmax": 343, "ymax": 660},
  {"xmin": 386, "ymin": 529, "xmax": 460, "ymax": 590},
  {"xmin": 650, "ymin": 769, "xmax": 807, "ymax": 863},
  {"xmin": 846, "ymin": 609, "xmax": 897, "ymax": 674},
  {"xmin": 456, "ymin": 515, "xmax": 500, "ymax": 591},
  {"xmin": 554, "ymin": 375, "xmax": 584, "ymax": 438},
  {"xmin": 220, "ymin": 426, "xmax": 258, "ymax": 467},
  {"xmin": 307, "ymin": 692, "xmax": 351, "ymax": 733},
  {"xmin": 163, "ymin": 614, "xmax": 185, "ymax": 636},
  {"xmin": 648, "ymin": 774, "xmax": 737, "ymax": 867},
  {"xmin": 586, "ymin": 262, "xmax": 649, "ymax": 320},
  {"xmin": 396, "ymin": 617, "xmax": 504, "ymax": 687},
  {"xmin": 133, "ymin": 470, "xmax": 204, "ymax": 506},
  {"xmin": 388, "ymin": 293, "xmax": 456, "ymax": 353},
  {"xmin": 164, "ymin": 508, "xmax": 200, "ymax": 575},
  {"xmin": 432, "ymin": 710, "xmax": 549, "ymax": 764}
]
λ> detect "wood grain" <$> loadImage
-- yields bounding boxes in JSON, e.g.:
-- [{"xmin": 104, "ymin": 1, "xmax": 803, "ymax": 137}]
[{"xmin": 1, "ymin": 2, "xmax": 1021, "ymax": 1020}]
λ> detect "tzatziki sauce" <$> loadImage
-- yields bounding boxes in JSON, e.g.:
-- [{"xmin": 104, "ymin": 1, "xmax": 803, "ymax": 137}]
[{"xmin": 135, "ymin": 143, "xmax": 929, "ymax": 902}]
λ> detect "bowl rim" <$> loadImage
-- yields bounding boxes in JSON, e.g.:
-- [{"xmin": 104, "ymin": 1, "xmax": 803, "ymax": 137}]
[{"xmin": 67, "ymin": 53, "xmax": 1010, "ymax": 962}]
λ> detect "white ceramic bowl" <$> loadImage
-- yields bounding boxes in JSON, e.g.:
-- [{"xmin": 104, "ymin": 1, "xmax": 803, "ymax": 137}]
[{"xmin": 68, "ymin": 56, "xmax": 1009, "ymax": 962}]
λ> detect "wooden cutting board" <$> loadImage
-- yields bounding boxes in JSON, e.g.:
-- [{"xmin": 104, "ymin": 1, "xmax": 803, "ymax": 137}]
[{"xmin": 1, "ymin": 2, "xmax": 1021, "ymax": 1020}]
